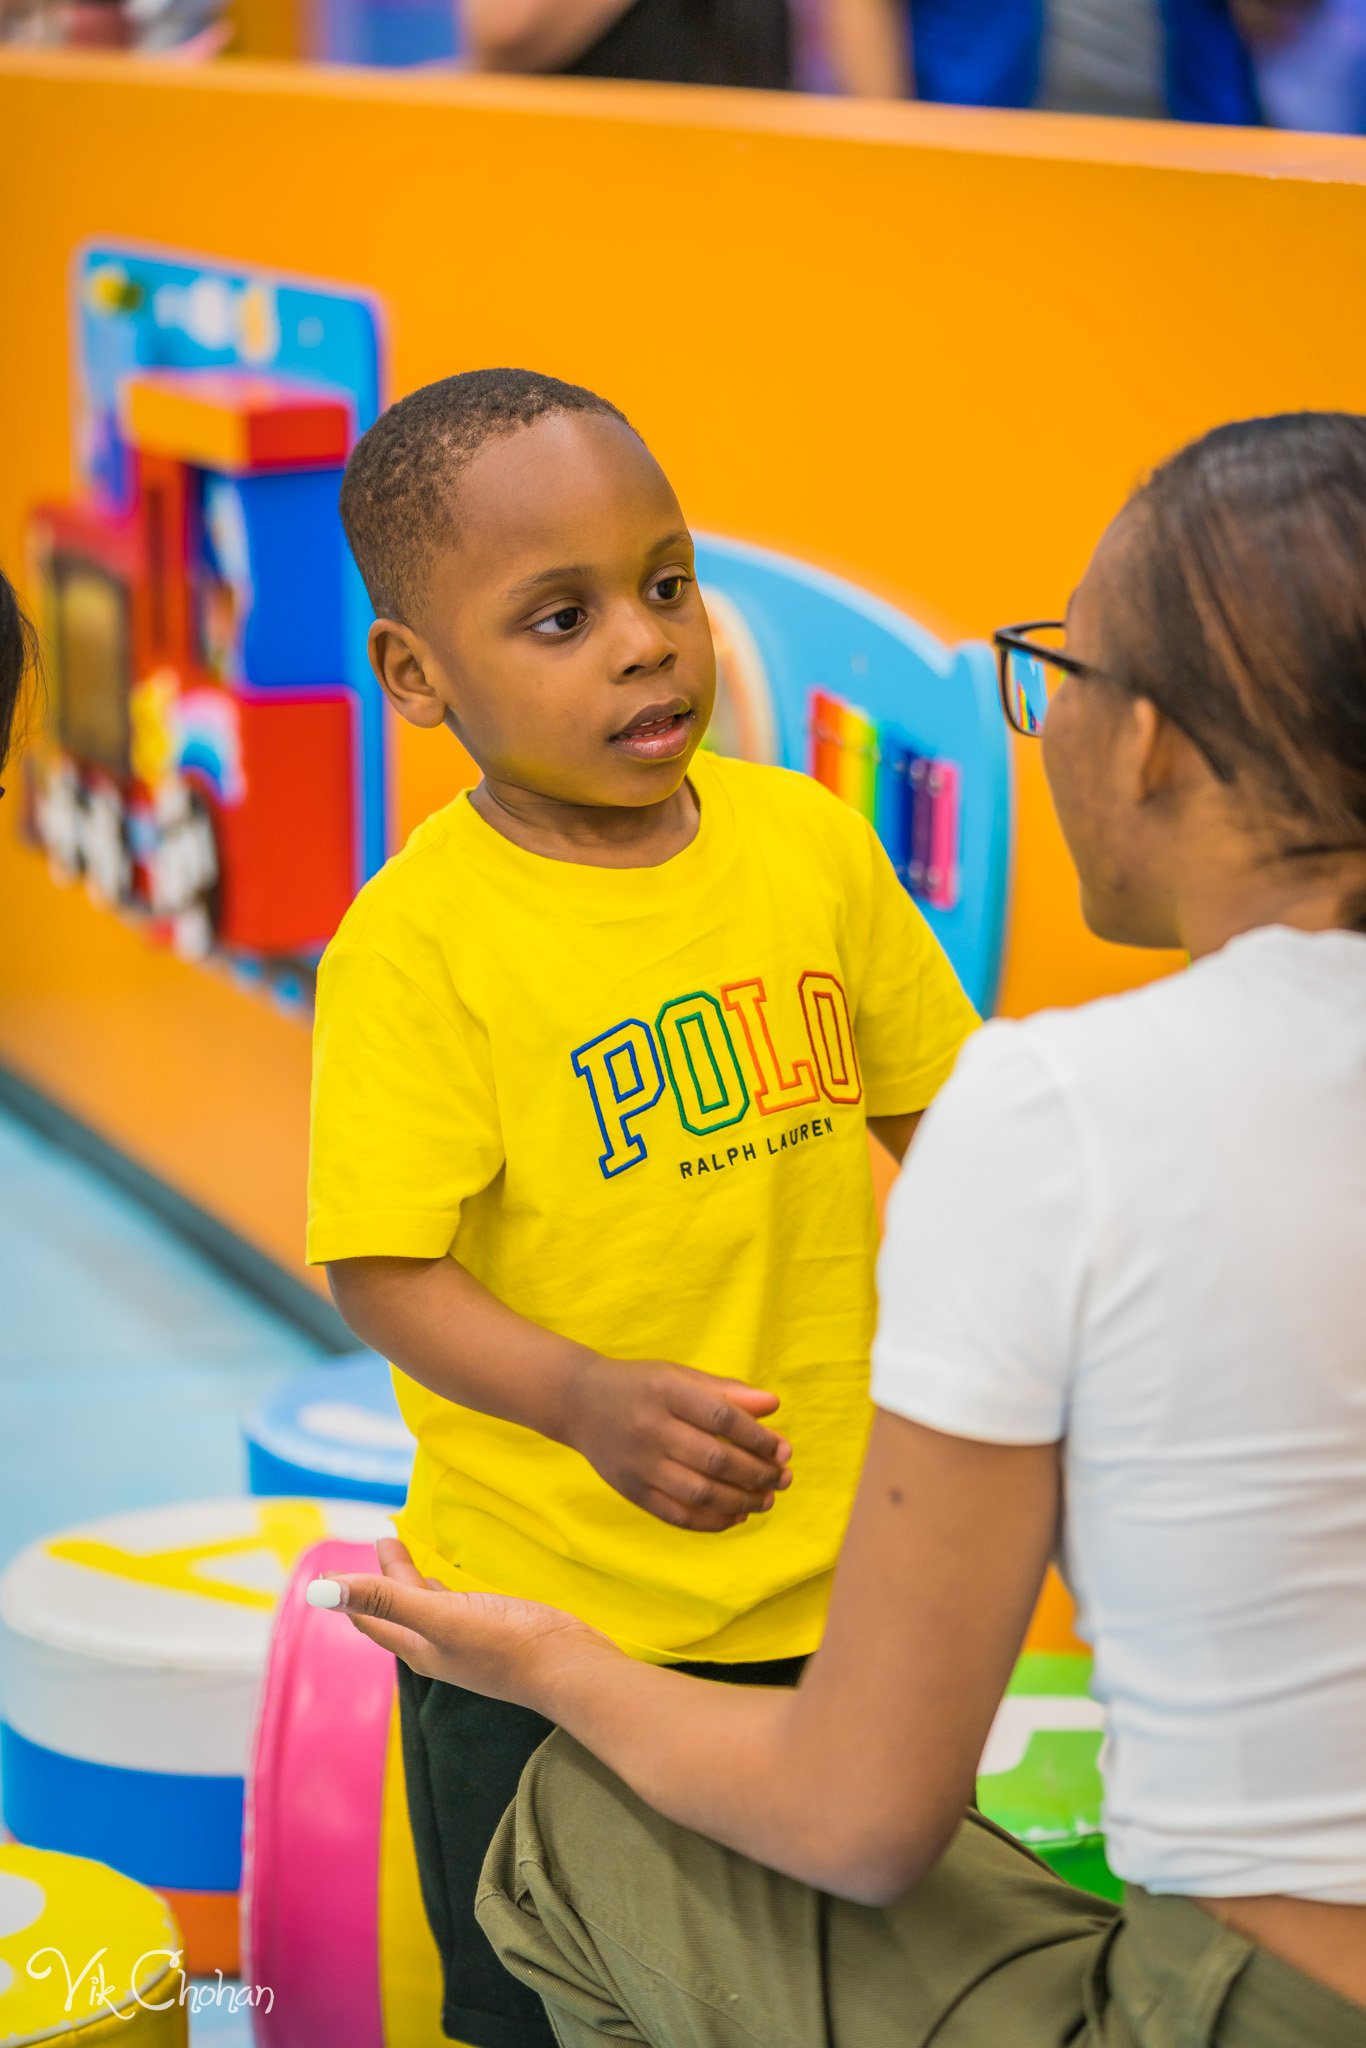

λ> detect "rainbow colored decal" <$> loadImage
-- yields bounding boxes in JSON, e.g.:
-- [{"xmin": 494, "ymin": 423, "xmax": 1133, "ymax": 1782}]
[
  {"xmin": 693, "ymin": 536, "xmax": 1010, "ymax": 1017},
  {"xmin": 175, "ymin": 686, "xmax": 246, "ymax": 807},
  {"xmin": 810, "ymin": 689, "xmax": 962, "ymax": 913}
]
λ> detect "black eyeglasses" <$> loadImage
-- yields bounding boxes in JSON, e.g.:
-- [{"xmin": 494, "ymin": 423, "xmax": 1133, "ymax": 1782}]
[
  {"xmin": 992, "ymin": 618, "xmax": 1236, "ymax": 784},
  {"xmin": 992, "ymin": 622, "xmax": 1095, "ymax": 739}
]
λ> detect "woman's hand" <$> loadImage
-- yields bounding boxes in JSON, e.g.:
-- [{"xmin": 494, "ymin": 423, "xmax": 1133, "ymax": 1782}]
[{"xmin": 310, "ymin": 1536, "xmax": 615, "ymax": 1710}]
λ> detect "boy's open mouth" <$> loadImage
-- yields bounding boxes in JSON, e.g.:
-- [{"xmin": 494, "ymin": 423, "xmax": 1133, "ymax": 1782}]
[{"xmin": 609, "ymin": 700, "xmax": 695, "ymax": 763}]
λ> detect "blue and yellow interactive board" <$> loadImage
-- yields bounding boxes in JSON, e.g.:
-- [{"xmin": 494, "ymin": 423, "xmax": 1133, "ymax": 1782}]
[{"xmin": 695, "ymin": 537, "xmax": 1010, "ymax": 1016}]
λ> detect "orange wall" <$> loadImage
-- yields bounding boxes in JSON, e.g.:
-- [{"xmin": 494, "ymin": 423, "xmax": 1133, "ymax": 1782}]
[{"xmin": 3, "ymin": 54, "xmax": 1366, "ymax": 1284}]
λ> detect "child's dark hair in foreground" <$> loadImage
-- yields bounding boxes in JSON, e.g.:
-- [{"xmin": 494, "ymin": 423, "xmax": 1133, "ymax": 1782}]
[{"xmin": 0, "ymin": 564, "xmax": 39, "ymax": 788}]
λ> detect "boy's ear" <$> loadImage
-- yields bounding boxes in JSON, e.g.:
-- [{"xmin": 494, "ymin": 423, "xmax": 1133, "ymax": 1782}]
[{"xmin": 367, "ymin": 619, "xmax": 447, "ymax": 729}]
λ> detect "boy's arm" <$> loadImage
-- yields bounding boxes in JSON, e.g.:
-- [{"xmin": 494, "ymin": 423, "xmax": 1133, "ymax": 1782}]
[
  {"xmin": 328, "ymin": 1253, "xmax": 792, "ymax": 1533},
  {"xmin": 848, "ymin": 816, "xmax": 979, "ymax": 1157}
]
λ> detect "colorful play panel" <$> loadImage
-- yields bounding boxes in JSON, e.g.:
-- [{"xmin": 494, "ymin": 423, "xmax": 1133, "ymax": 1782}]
[
  {"xmin": 695, "ymin": 536, "xmax": 1010, "ymax": 1014},
  {"xmin": 24, "ymin": 249, "xmax": 385, "ymax": 994},
  {"xmin": 26, "ymin": 244, "xmax": 1012, "ymax": 1020}
]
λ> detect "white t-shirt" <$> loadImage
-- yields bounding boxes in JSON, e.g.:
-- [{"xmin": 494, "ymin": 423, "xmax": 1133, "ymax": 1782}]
[{"xmin": 872, "ymin": 926, "xmax": 1366, "ymax": 1903}]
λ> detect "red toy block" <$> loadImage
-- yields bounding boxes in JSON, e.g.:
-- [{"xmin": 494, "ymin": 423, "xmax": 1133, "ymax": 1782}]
[
  {"xmin": 121, "ymin": 370, "xmax": 352, "ymax": 476},
  {"xmin": 200, "ymin": 687, "xmax": 356, "ymax": 953},
  {"xmin": 130, "ymin": 451, "xmax": 194, "ymax": 675}
]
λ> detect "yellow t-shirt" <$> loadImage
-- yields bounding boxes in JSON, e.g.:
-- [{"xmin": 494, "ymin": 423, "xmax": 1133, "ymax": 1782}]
[{"xmin": 307, "ymin": 752, "xmax": 977, "ymax": 1661}]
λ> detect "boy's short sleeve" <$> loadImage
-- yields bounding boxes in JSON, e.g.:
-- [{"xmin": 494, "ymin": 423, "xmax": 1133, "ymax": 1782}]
[
  {"xmin": 307, "ymin": 940, "xmax": 503, "ymax": 1265},
  {"xmin": 849, "ymin": 819, "xmax": 979, "ymax": 1115}
]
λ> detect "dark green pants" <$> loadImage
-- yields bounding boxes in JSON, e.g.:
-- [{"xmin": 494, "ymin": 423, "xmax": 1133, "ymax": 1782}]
[
  {"xmin": 476, "ymin": 1730, "xmax": 1366, "ymax": 2048},
  {"xmin": 397, "ymin": 1657, "xmax": 805, "ymax": 2048}
]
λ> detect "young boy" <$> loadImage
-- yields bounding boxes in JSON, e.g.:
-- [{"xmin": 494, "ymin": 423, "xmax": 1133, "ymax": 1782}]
[{"xmin": 308, "ymin": 369, "xmax": 977, "ymax": 2047}]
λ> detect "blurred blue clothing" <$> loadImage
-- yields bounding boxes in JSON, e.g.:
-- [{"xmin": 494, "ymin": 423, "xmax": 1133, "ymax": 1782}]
[
  {"xmin": 1160, "ymin": 0, "xmax": 1261, "ymax": 121},
  {"xmin": 908, "ymin": 0, "xmax": 1044, "ymax": 106},
  {"xmin": 907, "ymin": 0, "xmax": 1261, "ymax": 123}
]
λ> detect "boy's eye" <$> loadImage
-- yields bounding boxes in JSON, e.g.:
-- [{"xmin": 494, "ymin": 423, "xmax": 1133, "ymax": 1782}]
[
  {"xmin": 530, "ymin": 606, "xmax": 586, "ymax": 637},
  {"xmin": 651, "ymin": 573, "xmax": 690, "ymax": 604}
]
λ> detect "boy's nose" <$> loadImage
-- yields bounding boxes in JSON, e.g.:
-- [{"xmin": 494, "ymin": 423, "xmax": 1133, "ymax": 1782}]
[{"xmin": 611, "ymin": 603, "xmax": 677, "ymax": 678}]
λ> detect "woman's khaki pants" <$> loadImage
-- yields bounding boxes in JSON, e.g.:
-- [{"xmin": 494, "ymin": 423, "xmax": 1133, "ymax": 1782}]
[{"xmin": 476, "ymin": 1731, "xmax": 1366, "ymax": 2048}]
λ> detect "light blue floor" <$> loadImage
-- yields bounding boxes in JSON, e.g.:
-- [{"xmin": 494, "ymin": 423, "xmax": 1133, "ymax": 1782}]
[{"xmin": 0, "ymin": 1103, "xmax": 326, "ymax": 2042}]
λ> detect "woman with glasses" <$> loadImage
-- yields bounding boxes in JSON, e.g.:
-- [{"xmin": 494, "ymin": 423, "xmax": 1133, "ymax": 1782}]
[{"xmin": 316, "ymin": 412, "xmax": 1366, "ymax": 2048}]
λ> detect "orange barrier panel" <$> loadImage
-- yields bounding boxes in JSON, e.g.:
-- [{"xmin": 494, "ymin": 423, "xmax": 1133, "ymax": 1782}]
[{"xmin": 3, "ymin": 55, "xmax": 1366, "ymax": 1289}]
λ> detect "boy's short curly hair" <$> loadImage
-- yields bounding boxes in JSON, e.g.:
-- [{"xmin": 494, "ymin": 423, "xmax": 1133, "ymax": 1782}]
[{"xmin": 339, "ymin": 368, "xmax": 633, "ymax": 626}]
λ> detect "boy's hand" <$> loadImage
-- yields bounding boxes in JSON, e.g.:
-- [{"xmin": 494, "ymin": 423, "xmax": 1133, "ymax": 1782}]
[{"xmin": 564, "ymin": 1356, "xmax": 793, "ymax": 1532}]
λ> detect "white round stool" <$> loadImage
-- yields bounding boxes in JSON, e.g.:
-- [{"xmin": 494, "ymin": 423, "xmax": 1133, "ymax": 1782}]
[{"xmin": 0, "ymin": 1496, "xmax": 393, "ymax": 1974}]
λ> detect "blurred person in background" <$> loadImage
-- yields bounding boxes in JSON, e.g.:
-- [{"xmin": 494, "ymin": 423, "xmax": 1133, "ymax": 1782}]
[
  {"xmin": 0, "ymin": 0, "xmax": 225, "ymax": 49},
  {"xmin": 1248, "ymin": 0, "xmax": 1366, "ymax": 131},
  {"xmin": 1044, "ymin": 0, "xmax": 1255, "ymax": 120},
  {"xmin": 824, "ymin": 0, "xmax": 1365, "ymax": 129},
  {"xmin": 824, "ymin": 0, "xmax": 1253, "ymax": 115},
  {"xmin": 460, "ymin": 0, "xmax": 793, "ymax": 86},
  {"xmin": 824, "ymin": 0, "xmax": 1039, "ymax": 100}
]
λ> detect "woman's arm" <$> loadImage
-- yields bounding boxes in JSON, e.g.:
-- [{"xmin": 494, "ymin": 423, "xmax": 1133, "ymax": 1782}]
[
  {"xmin": 824, "ymin": 0, "xmax": 913, "ymax": 97},
  {"xmin": 331, "ymin": 1412, "xmax": 1058, "ymax": 1903},
  {"xmin": 551, "ymin": 1414, "xmax": 1057, "ymax": 1900},
  {"xmin": 461, "ymin": 0, "xmax": 635, "ymax": 72},
  {"xmin": 868, "ymin": 1109, "xmax": 922, "ymax": 1160}
]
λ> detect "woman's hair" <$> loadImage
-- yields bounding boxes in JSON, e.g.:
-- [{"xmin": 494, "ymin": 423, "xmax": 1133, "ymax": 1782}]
[
  {"xmin": 1121, "ymin": 414, "xmax": 1366, "ymax": 921},
  {"xmin": 0, "ymin": 563, "xmax": 40, "ymax": 786}
]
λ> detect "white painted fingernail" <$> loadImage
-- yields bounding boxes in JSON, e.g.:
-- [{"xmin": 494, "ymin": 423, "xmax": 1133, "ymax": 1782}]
[{"xmin": 306, "ymin": 1578, "xmax": 344, "ymax": 1609}]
